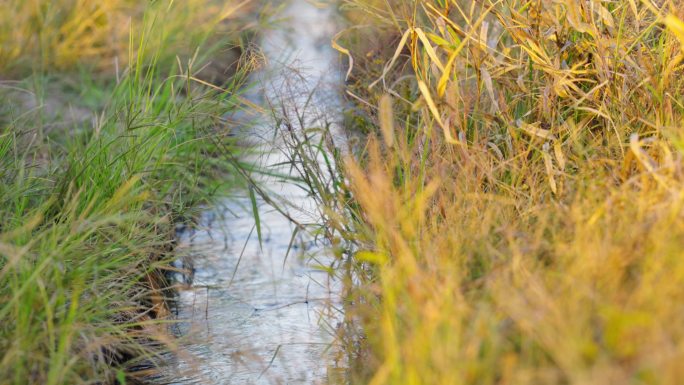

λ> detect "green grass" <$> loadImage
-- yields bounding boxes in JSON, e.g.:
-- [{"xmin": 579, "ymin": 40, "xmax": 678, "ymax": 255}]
[{"xmin": 0, "ymin": 1, "xmax": 257, "ymax": 383}]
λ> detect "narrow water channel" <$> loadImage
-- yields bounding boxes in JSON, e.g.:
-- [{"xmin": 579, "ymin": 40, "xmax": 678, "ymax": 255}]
[{"xmin": 159, "ymin": 1, "xmax": 345, "ymax": 384}]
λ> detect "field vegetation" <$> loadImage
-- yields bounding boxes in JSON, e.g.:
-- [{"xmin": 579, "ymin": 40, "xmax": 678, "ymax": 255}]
[
  {"xmin": 323, "ymin": 0, "xmax": 684, "ymax": 384},
  {"xmin": 0, "ymin": 1, "xmax": 256, "ymax": 383},
  {"xmin": 5, "ymin": 0, "xmax": 684, "ymax": 383}
]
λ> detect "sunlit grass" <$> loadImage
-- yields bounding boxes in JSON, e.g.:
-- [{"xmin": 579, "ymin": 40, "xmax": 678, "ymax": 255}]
[
  {"xmin": 325, "ymin": 0, "xmax": 684, "ymax": 383},
  {"xmin": 0, "ymin": 0, "xmax": 253, "ymax": 75},
  {"xmin": 0, "ymin": 1, "xmax": 255, "ymax": 383}
]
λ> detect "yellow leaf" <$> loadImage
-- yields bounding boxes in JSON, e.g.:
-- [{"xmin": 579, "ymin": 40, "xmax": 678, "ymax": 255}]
[
  {"xmin": 427, "ymin": 32, "xmax": 451, "ymax": 49},
  {"xmin": 598, "ymin": 5, "xmax": 615, "ymax": 28},
  {"xmin": 369, "ymin": 29, "xmax": 412, "ymax": 89},
  {"xmin": 665, "ymin": 14, "xmax": 684, "ymax": 52},
  {"xmin": 518, "ymin": 121, "xmax": 557, "ymax": 141},
  {"xmin": 553, "ymin": 142, "xmax": 566, "ymax": 170},
  {"xmin": 415, "ymin": 27, "xmax": 445, "ymax": 72},
  {"xmin": 565, "ymin": 0, "xmax": 593, "ymax": 34},
  {"xmin": 437, "ymin": 38, "xmax": 468, "ymax": 97},
  {"xmin": 332, "ymin": 30, "xmax": 354, "ymax": 82},
  {"xmin": 542, "ymin": 143, "xmax": 557, "ymax": 195},
  {"xmin": 418, "ymin": 80, "xmax": 461, "ymax": 145}
]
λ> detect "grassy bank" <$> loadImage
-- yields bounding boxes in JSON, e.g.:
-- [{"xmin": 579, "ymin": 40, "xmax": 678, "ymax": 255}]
[
  {"xmin": 0, "ymin": 1, "xmax": 256, "ymax": 383},
  {"xmin": 326, "ymin": 0, "xmax": 684, "ymax": 383}
]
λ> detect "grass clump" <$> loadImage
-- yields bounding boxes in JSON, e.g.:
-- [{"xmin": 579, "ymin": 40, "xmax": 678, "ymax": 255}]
[
  {"xmin": 0, "ymin": 1, "xmax": 255, "ymax": 383},
  {"xmin": 0, "ymin": 0, "xmax": 252, "ymax": 76},
  {"xmin": 326, "ymin": 0, "xmax": 684, "ymax": 383}
]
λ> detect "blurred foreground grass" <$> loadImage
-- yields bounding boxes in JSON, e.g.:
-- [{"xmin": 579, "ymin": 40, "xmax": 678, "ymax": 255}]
[
  {"xmin": 326, "ymin": 0, "xmax": 684, "ymax": 384},
  {"xmin": 0, "ymin": 0, "xmax": 253, "ymax": 75},
  {"xmin": 0, "ymin": 0, "xmax": 257, "ymax": 383}
]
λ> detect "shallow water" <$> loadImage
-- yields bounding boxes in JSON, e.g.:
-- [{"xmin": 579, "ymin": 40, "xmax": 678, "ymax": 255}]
[{"xmin": 158, "ymin": 1, "xmax": 345, "ymax": 384}]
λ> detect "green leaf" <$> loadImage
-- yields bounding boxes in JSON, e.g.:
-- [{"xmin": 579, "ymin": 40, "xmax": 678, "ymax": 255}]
[{"xmin": 248, "ymin": 185, "xmax": 262, "ymax": 249}]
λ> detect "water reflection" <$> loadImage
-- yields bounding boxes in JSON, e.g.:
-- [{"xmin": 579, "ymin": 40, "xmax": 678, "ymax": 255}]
[{"xmin": 159, "ymin": 1, "xmax": 345, "ymax": 384}]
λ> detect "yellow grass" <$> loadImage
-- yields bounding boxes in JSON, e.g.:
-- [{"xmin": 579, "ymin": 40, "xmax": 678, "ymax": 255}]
[
  {"xmin": 334, "ymin": 0, "xmax": 684, "ymax": 383},
  {"xmin": 0, "ymin": 0, "xmax": 251, "ymax": 74}
]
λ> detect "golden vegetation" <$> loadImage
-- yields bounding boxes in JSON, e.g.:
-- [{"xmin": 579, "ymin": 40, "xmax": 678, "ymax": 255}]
[
  {"xmin": 334, "ymin": 0, "xmax": 684, "ymax": 383},
  {"xmin": 0, "ymin": 0, "xmax": 251, "ymax": 74}
]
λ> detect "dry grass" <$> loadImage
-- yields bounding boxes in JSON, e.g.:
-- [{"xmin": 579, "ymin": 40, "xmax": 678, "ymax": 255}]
[
  {"xmin": 329, "ymin": 0, "xmax": 684, "ymax": 383},
  {"xmin": 0, "ymin": 0, "xmax": 252, "ymax": 75}
]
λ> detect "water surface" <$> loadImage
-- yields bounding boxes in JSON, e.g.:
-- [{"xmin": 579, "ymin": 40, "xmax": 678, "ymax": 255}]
[{"xmin": 160, "ymin": 1, "xmax": 345, "ymax": 384}]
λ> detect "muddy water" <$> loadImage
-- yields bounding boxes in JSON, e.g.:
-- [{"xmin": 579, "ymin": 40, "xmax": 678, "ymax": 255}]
[{"xmin": 159, "ymin": 1, "xmax": 345, "ymax": 384}]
